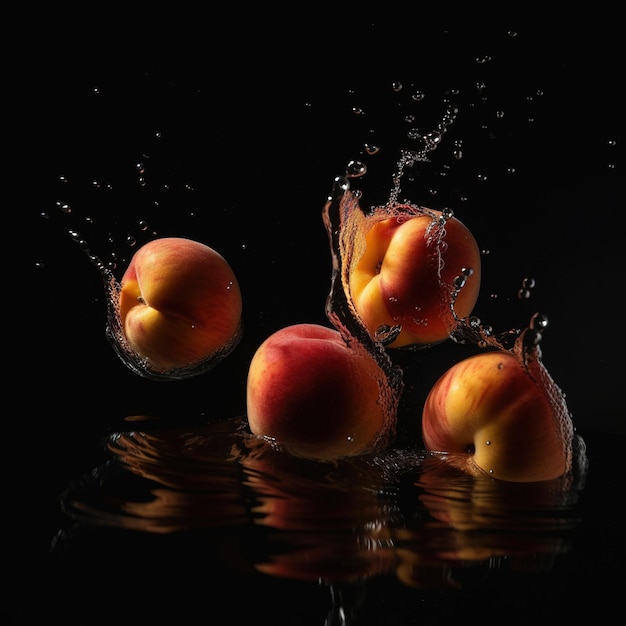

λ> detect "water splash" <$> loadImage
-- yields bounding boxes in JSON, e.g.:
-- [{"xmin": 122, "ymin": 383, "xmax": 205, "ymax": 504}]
[
  {"xmin": 389, "ymin": 101, "xmax": 459, "ymax": 206},
  {"xmin": 322, "ymin": 177, "xmax": 404, "ymax": 453},
  {"xmin": 326, "ymin": 97, "xmax": 587, "ymax": 482}
]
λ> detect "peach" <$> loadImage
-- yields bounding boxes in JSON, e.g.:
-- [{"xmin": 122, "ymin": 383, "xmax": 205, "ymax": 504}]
[
  {"xmin": 245, "ymin": 323, "xmax": 396, "ymax": 460},
  {"xmin": 118, "ymin": 237, "xmax": 242, "ymax": 375},
  {"xmin": 421, "ymin": 349, "xmax": 575, "ymax": 482},
  {"xmin": 348, "ymin": 207, "xmax": 481, "ymax": 348}
]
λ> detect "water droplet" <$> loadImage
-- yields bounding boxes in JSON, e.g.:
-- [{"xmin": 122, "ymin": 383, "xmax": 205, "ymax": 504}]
[
  {"xmin": 57, "ymin": 201, "xmax": 71, "ymax": 213},
  {"xmin": 468, "ymin": 316, "xmax": 481, "ymax": 328},
  {"xmin": 424, "ymin": 131, "xmax": 442, "ymax": 146},
  {"xmin": 454, "ymin": 275, "xmax": 467, "ymax": 289},
  {"xmin": 373, "ymin": 324, "xmax": 402, "ymax": 346},
  {"xmin": 345, "ymin": 161, "xmax": 367, "ymax": 178},
  {"xmin": 392, "ymin": 82, "xmax": 403, "ymax": 92},
  {"xmin": 364, "ymin": 143, "xmax": 380, "ymax": 155},
  {"xmin": 530, "ymin": 312, "xmax": 549, "ymax": 330},
  {"xmin": 517, "ymin": 276, "xmax": 536, "ymax": 299}
]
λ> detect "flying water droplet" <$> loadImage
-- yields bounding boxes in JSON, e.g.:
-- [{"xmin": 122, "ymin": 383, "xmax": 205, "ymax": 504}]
[
  {"xmin": 346, "ymin": 161, "xmax": 367, "ymax": 178},
  {"xmin": 517, "ymin": 276, "xmax": 536, "ymax": 300},
  {"xmin": 529, "ymin": 311, "xmax": 548, "ymax": 331}
]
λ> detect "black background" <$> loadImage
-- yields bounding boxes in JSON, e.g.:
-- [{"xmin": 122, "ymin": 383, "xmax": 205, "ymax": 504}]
[{"xmin": 9, "ymin": 14, "xmax": 624, "ymax": 625}]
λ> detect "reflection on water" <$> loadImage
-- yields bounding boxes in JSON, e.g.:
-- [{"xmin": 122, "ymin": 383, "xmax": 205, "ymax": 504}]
[{"xmin": 58, "ymin": 415, "xmax": 587, "ymax": 590}]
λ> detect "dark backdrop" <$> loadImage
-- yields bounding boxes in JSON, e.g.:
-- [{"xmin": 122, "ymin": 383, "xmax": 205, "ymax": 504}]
[
  {"xmin": 22, "ymin": 22, "xmax": 621, "ymax": 435},
  {"xmin": 8, "ymin": 16, "xmax": 623, "ymax": 625}
]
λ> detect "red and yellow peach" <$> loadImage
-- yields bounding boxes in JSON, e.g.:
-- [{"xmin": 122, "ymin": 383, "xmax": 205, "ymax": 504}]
[
  {"xmin": 246, "ymin": 323, "xmax": 396, "ymax": 460},
  {"xmin": 348, "ymin": 207, "xmax": 481, "ymax": 348},
  {"xmin": 421, "ymin": 349, "xmax": 573, "ymax": 482},
  {"xmin": 118, "ymin": 237, "xmax": 242, "ymax": 374}
]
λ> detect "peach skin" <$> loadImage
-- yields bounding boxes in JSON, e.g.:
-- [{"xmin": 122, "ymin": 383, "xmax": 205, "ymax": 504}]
[
  {"xmin": 422, "ymin": 349, "xmax": 575, "ymax": 483},
  {"xmin": 349, "ymin": 207, "xmax": 481, "ymax": 348},
  {"xmin": 246, "ymin": 323, "xmax": 396, "ymax": 460},
  {"xmin": 118, "ymin": 237, "xmax": 242, "ymax": 375}
]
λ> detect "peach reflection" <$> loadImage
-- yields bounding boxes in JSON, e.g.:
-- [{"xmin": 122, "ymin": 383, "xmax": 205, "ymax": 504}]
[
  {"xmin": 391, "ymin": 454, "xmax": 583, "ymax": 589},
  {"xmin": 60, "ymin": 417, "xmax": 584, "ymax": 589},
  {"xmin": 63, "ymin": 416, "xmax": 251, "ymax": 534}
]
